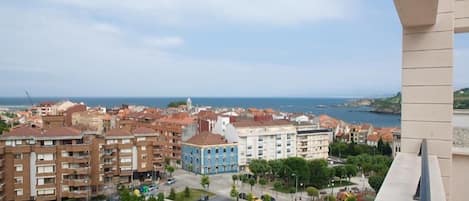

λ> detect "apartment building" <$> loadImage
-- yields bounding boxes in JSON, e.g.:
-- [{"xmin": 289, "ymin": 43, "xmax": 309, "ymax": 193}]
[
  {"xmin": 0, "ymin": 126, "xmax": 93, "ymax": 201},
  {"xmin": 103, "ymin": 127, "xmax": 164, "ymax": 187},
  {"xmin": 218, "ymin": 120, "xmax": 297, "ymax": 171},
  {"xmin": 0, "ymin": 146, "xmax": 4, "ymax": 201},
  {"xmin": 181, "ymin": 132, "xmax": 238, "ymax": 175},
  {"xmin": 295, "ymin": 123, "xmax": 330, "ymax": 160}
]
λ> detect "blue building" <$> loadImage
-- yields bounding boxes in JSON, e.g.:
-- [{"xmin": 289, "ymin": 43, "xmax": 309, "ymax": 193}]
[{"xmin": 182, "ymin": 132, "xmax": 238, "ymax": 175}]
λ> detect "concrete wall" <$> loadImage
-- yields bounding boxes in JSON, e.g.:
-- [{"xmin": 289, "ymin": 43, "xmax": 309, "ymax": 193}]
[
  {"xmin": 451, "ymin": 149, "xmax": 469, "ymax": 201},
  {"xmin": 455, "ymin": 0, "xmax": 469, "ymax": 33},
  {"xmin": 400, "ymin": 0, "xmax": 454, "ymax": 199}
]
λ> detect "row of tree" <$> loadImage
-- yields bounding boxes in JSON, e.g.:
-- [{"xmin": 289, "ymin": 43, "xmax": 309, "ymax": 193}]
[
  {"xmin": 329, "ymin": 140, "xmax": 393, "ymax": 158},
  {"xmin": 246, "ymin": 158, "xmax": 358, "ymax": 190}
]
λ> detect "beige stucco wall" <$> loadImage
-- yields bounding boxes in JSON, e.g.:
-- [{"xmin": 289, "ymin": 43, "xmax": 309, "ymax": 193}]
[
  {"xmin": 400, "ymin": 0, "xmax": 454, "ymax": 199},
  {"xmin": 455, "ymin": 0, "xmax": 469, "ymax": 33},
  {"xmin": 451, "ymin": 149, "xmax": 469, "ymax": 201}
]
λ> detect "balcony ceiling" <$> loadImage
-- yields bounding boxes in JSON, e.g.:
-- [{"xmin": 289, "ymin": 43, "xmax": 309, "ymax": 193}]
[{"xmin": 394, "ymin": 0, "xmax": 439, "ymax": 27}]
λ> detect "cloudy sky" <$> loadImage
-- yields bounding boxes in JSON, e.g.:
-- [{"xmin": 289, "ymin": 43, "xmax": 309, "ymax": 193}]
[{"xmin": 1, "ymin": 0, "xmax": 468, "ymax": 97}]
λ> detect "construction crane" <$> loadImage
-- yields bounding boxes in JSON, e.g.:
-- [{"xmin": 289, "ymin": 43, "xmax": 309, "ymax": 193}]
[{"xmin": 24, "ymin": 90, "xmax": 34, "ymax": 106}]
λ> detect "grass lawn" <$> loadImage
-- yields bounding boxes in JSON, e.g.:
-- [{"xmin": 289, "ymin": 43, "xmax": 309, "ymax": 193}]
[
  {"xmin": 173, "ymin": 188, "xmax": 215, "ymax": 201},
  {"xmin": 271, "ymin": 180, "xmax": 356, "ymax": 193}
]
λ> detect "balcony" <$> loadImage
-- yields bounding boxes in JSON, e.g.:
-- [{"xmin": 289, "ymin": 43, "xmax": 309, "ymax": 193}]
[
  {"xmin": 375, "ymin": 140, "xmax": 446, "ymax": 201},
  {"xmin": 62, "ymin": 167, "xmax": 90, "ymax": 175},
  {"xmin": 62, "ymin": 190, "xmax": 89, "ymax": 198},
  {"xmin": 33, "ymin": 145, "xmax": 57, "ymax": 153},
  {"xmin": 0, "ymin": 159, "xmax": 3, "ymax": 167},
  {"xmin": 62, "ymin": 156, "xmax": 89, "ymax": 164},
  {"xmin": 63, "ymin": 179, "xmax": 89, "ymax": 186},
  {"xmin": 120, "ymin": 170, "xmax": 133, "ymax": 176},
  {"xmin": 36, "ymin": 183, "xmax": 56, "ymax": 189},
  {"xmin": 36, "ymin": 194, "xmax": 57, "ymax": 200},
  {"xmin": 61, "ymin": 144, "xmax": 90, "ymax": 152}
]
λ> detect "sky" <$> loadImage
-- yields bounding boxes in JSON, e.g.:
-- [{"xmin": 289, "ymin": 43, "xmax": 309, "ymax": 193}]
[{"xmin": 0, "ymin": 0, "xmax": 468, "ymax": 98}]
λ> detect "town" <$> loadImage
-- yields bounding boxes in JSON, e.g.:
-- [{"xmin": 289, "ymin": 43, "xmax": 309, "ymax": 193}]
[{"xmin": 0, "ymin": 98, "xmax": 400, "ymax": 201}]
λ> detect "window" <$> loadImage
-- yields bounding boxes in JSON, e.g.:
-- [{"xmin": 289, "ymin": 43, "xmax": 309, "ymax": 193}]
[
  {"xmin": 43, "ymin": 140, "xmax": 54, "ymax": 146},
  {"xmin": 247, "ymin": 146, "xmax": 252, "ymax": 150},
  {"xmin": 37, "ymin": 166, "xmax": 55, "ymax": 174},
  {"xmin": 15, "ymin": 140, "xmax": 22, "ymax": 145},
  {"xmin": 38, "ymin": 153, "xmax": 54, "ymax": 161},
  {"xmin": 141, "ymin": 146, "xmax": 146, "ymax": 151},
  {"xmin": 15, "ymin": 177, "xmax": 23, "ymax": 184},
  {"xmin": 14, "ymin": 153, "xmax": 23, "ymax": 159},
  {"xmin": 15, "ymin": 165, "xmax": 23, "ymax": 172},
  {"xmin": 37, "ymin": 189, "xmax": 55, "ymax": 196},
  {"xmin": 122, "ymin": 139, "xmax": 131, "ymax": 144},
  {"xmin": 121, "ymin": 149, "xmax": 132, "ymax": 153},
  {"xmin": 142, "ymin": 162, "xmax": 147, "ymax": 168},
  {"xmin": 223, "ymin": 148, "xmax": 226, "ymax": 153},
  {"xmin": 208, "ymin": 150, "xmax": 211, "ymax": 154},
  {"xmin": 15, "ymin": 189, "xmax": 23, "ymax": 196},
  {"xmin": 215, "ymin": 149, "xmax": 219, "ymax": 154},
  {"xmin": 120, "ymin": 158, "xmax": 132, "ymax": 163},
  {"xmin": 106, "ymin": 140, "xmax": 117, "ymax": 144},
  {"xmin": 137, "ymin": 137, "xmax": 146, "ymax": 142},
  {"xmin": 6, "ymin": 140, "xmax": 13, "ymax": 146},
  {"xmin": 231, "ymin": 147, "xmax": 234, "ymax": 152}
]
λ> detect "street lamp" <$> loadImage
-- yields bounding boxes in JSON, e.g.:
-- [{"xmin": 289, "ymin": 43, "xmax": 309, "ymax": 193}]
[
  {"xmin": 292, "ymin": 173, "xmax": 298, "ymax": 201},
  {"xmin": 331, "ymin": 180, "xmax": 335, "ymax": 197},
  {"xmin": 299, "ymin": 183, "xmax": 304, "ymax": 200}
]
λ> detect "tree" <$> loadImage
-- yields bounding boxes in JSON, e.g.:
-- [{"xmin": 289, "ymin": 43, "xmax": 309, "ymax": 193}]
[
  {"xmin": 167, "ymin": 101, "xmax": 186, "ymax": 108},
  {"xmin": 148, "ymin": 196, "xmax": 157, "ymax": 201},
  {"xmin": 240, "ymin": 174, "xmax": 248, "ymax": 185},
  {"xmin": 168, "ymin": 188, "xmax": 176, "ymax": 200},
  {"xmin": 201, "ymin": 175, "xmax": 210, "ymax": 190},
  {"xmin": 184, "ymin": 186, "xmax": 191, "ymax": 198},
  {"xmin": 262, "ymin": 194, "xmax": 271, "ymax": 201},
  {"xmin": 248, "ymin": 178, "xmax": 256, "ymax": 192},
  {"xmin": 308, "ymin": 159, "xmax": 330, "ymax": 188},
  {"xmin": 230, "ymin": 185, "xmax": 238, "ymax": 200},
  {"xmin": 232, "ymin": 174, "xmax": 238, "ymax": 185},
  {"xmin": 166, "ymin": 165, "xmax": 175, "ymax": 177},
  {"xmin": 325, "ymin": 195, "xmax": 336, "ymax": 201},
  {"xmin": 157, "ymin": 193, "xmax": 165, "ymax": 201},
  {"xmin": 345, "ymin": 196, "xmax": 357, "ymax": 201},
  {"xmin": 344, "ymin": 165, "xmax": 358, "ymax": 181},
  {"xmin": 273, "ymin": 181, "xmax": 282, "ymax": 198},
  {"xmin": 249, "ymin": 159, "xmax": 270, "ymax": 178},
  {"xmin": 333, "ymin": 166, "xmax": 346, "ymax": 184},
  {"xmin": 369, "ymin": 175, "xmax": 385, "ymax": 193},
  {"xmin": 306, "ymin": 187, "xmax": 319, "ymax": 201},
  {"xmin": 247, "ymin": 193, "xmax": 254, "ymax": 201},
  {"xmin": 258, "ymin": 178, "xmax": 267, "ymax": 194}
]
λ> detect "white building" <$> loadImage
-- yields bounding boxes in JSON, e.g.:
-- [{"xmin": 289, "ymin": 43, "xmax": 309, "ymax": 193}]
[
  {"xmin": 216, "ymin": 120, "xmax": 297, "ymax": 171},
  {"xmin": 295, "ymin": 123, "xmax": 330, "ymax": 160}
]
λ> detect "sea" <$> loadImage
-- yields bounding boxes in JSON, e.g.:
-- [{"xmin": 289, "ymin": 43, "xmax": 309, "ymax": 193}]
[{"xmin": 0, "ymin": 97, "xmax": 400, "ymax": 127}]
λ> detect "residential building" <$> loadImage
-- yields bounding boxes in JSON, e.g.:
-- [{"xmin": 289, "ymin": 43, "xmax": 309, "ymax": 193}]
[
  {"xmin": 0, "ymin": 146, "xmax": 4, "ymax": 201},
  {"xmin": 0, "ymin": 126, "xmax": 93, "ymax": 201},
  {"xmin": 377, "ymin": 1, "xmax": 469, "ymax": 200},
  {"xmin": 218, "ymin": 120, "xmax": 297, "ymax": 171},
  {"xmin": 181, "ymin": 132, "xmax": 238, "ymax": 174},
  {"xmin": 295, "ymin": 122, "xmax": 330, "ymax": 160}
]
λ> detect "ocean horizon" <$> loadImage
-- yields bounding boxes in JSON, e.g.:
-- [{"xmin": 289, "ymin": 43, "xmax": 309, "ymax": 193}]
[{"xmin": 0, "ymin": 97, "xmax": 400, "ymax": 127}]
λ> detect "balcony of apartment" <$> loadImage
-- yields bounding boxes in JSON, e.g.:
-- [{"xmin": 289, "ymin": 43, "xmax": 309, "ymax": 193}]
[
  {"xmin": 103, "ymin": 144, "xmax": 117, "ymax": 149},
  {"xmin": 32, "ymin": 145, "xmax": 57, "ymax": 153},
  {"xmin": 62, "ymin": 190, "xmax": 89, "ymax": 198},
  {"xmin": 0, "ymin": 171, "xmax": 3, "ymax": 180},
  {"xmin": 36, "ymin": 183, "xmax": 57, "ymax": 189},
  {"xmin": 0, "ymin": 158, "xmax": 3, "ymax": 167},
  {"xmin": 62, "ymin": 167, "xmax": 90, "ymax": 175},
  {"xmin": 36, "ymin": 194, "xmax": 57, "ymax": 201},
  {"xmin": 119, "ymin": 152, "xmax": 132, "ymax": 157},
  {"xmin": 5, "ymin": 145, "xmax": 32, "ymax": 153},
  {"xmin": 120, "ymin": 170, "xmax": 133, "ymax": 176},
  {"xmin": 60, "ymin": 144, "xmax": 90, "ymax": 152},
  {"xmin": 117, "ymin": 144, "xmax": 133, "ymax": 149},
  {"xmin": 0, "ymin": 183, "xmax": 4, "ymax": 192},
  {"xmin": 36, "ymin": 158, "xmax": 56, "ymax": 165},
  {"xmin": 375, "ymin": 140, "xmax": 446, "ymax": 201},
  {"xmin": 63, "ymin": 179, "xmax": 90, "ymax": 187}
]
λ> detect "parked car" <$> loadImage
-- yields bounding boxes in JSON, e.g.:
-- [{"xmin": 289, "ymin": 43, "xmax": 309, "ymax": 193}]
[
  {"xmin": 166, "ymin": 178, "xmax": 176, "ymax": 185},
  {"xmin": 238, "ymin": 192, "xmax": 247, "ymax": 200},
  {"xmin": 261, "ymin": 195, "xmax": 276, "ymax": 201},
  {"xmin": 149, "ymin": 184, "xmax": 159, "ymax": 191}
]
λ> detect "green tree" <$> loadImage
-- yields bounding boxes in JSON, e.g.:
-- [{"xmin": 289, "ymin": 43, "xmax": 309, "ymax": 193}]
[
  {"xmin": 148, "ymin": 196, "xmax": 157, "ymax": 201},
  {"xmin": 230, "ymin": 185, "xmax": 238, "ymax": 200},
  {"xmin": 249, "ymin": 159, "xmax": 270, "ymax": 178},
  {"xmin": 325, "ymin": 195, "xmax": 336, "ymax": 201},
  {"xmin": 368, "ymin": 175, "xmax": 385, "ymax": 193},
  {"xmin": 306, "ymin": 187, "xmax": 319, "ymax": 201},
  {"xmin": 333, "ymin": 166, "xmax": 346, "ymax": 184},
  {"xmin": 167, "ymin": 101, "xmax": 186, "ymax": 108},
  {"xmin": 345, "ymin": 196, "xmax": 357, "ymax": 201},
  {"xmin": 248, "ymin": 178, "xmax": 256, "ymax": 192},
  {"xmin": 308, "ymin": 159, "xmax": 330, "ymax": 188},
  {"xmin": 184, "ymin": 186, "xmax": 191, "ymax": 198},
  {"xmin": 232, "ymin": 174, "xmax": 238, "ymax": 185},
  {"xmin": 0, "ymin": 119, "xmax": 10, "ymax": 134},
  {"xmin": 157, "ymin": 193, "xmax": 165, "ymax": 201},
  {"xmin": 273, "ymin": 181, "xmax": 282, "ymax": 198},
  {"xmin": 201, "ymin": 175, "xmax": 210, "ymax": 190},
  {"xmin": 344, "ymin": 164, "xmax": 358, "ymax": 181},
  {"xmin": 268, "ymin": 159, "xmax": 285, "ymax": 180},
  {"xmin": 262, "ymin": 194, "xmax": 271, "ymax": 201},
  {"xmin": 166, "ymin": 165, "xmax": 175, "ymax": 177},
  {"xmin": 168, "ymin": 188, "xmax": 176, "ymax": 200},
  {"xmin": 247, "ymin": 193, "xmax": 254, "ymax": 201},
  {"xmin": 258, "ymin": 178, "xmax": 267, "ymax": 194}
]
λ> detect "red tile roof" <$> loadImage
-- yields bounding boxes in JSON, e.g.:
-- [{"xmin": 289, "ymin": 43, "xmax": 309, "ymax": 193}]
[
  {"xmin": 233, "ymin": 120, "xmax": 292, "ymax": 128},
  {"xmin": 185, "ymin": 132, "xmax": 228, "ymax": 146},
  {"xmin": 2, "ymin": 126, "xmax": 81, "ymax": 137},
  {"xmin": 106, "ymin": 128, "xmax": 132, "ymax": 137},
  {"xmin": 132, "ymin": 127, "xmax": 156, "ymax": 134}
]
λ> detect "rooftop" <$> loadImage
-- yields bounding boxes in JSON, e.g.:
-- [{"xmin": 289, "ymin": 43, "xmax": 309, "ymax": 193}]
[
  {"xmin": 232, "ymin": 120, "xmax": 292, "ymax": 128},
  {"xmin": 184, "ymin": 132, "xmax": 228, "ymax": 146}
]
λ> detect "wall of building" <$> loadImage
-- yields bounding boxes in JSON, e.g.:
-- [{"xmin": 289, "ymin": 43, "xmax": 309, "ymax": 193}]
[
  {"xmin": 182, "ymin": 144, "xmax": 238, "ymax": 175},
  {"xmin": 451, "ymin": 150, "xmax": 469, "ymax": 201}
]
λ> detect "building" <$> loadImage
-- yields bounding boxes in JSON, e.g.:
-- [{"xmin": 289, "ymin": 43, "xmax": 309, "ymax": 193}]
[
  {"xmin": 72, "ymin": 111, "xmax": 107, "ymax": 134},
  {"xmin": 181, "ymin": 132, "xmax": 238, "ymax": 175},
  {"xmin": 217, "ymin": 120, "xmax": 297, "ymax": 171},
  {"xmin": 0, "ymin": 146, "xmax": 4, "ymax": 201},
  {"xmin": 376, "ymin": 1, "xmax": 469, "ymax": 200},
  {"xmin": 0, "ymin": 126, "xmax": 94, "ymax": 201},
  {"xmin": 295, "ymin": 122, "xmax": 330, "ymax": 160}
]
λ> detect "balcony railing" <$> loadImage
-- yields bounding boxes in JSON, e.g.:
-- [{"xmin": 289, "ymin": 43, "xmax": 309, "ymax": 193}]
[
  {"xmin": 375, "ymin": 139, "xmax": 446, "ymax": 201},
  {"xmin": 63, "ymin": 190, "xmax": 89, "ymax": 198}
]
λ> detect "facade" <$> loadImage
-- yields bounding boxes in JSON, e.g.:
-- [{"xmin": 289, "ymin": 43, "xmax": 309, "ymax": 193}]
[
  {"xmin": 182, "ymin": 132, "xmax": 238, "ymax": 175},
  {"xmin": 0, "ymin": 146, "xmax": 4, "ymax": 201},
  {"xmin": 0, "ymin": 126, "xmax": 94, "ymax": 201},
  {"xmin": 223, "ymin": 120, "xmax": 297, "ymax": 170},
  {"xmin": 295, "ymin": 123, "xmax": 330, "ymax": 160}
]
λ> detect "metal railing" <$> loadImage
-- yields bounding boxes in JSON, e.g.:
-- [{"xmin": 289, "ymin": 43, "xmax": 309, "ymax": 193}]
[{"xmin": 414, "ymin": 139, "xmax": 431, "ymax": 201}]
